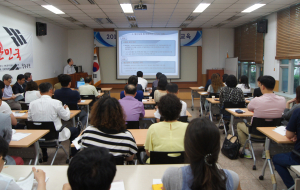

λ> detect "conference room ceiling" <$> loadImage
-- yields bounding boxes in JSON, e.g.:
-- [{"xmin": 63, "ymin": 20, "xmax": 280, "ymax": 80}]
[{"xmin": 0, "ymin": 0, "xmax": 299, "ymax": 29}]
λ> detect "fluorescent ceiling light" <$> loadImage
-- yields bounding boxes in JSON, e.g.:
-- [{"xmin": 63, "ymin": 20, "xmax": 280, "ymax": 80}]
[
  {"xmin": 193, "ymin": 3, "xmax": 210, "ymax": 13},
  {"xmin": 42, "ymin": 5, "xmax": 65, "ymax": 14},
  {"xmin": 242, "ymin": 4, "xmax": 266, "ymax": 13},
  {"xmin": 120, "ymin": 4, "xmax": 133, "ymax": 13}
]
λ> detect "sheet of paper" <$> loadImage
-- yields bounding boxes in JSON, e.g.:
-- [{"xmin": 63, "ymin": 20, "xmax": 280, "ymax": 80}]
[
  {"xmin": 200, "ymin": 92, "xmax": 208, "ymax": 95},
  {"xmin": 12, "ymin": 129, "xmax": 16, "ymax": 134},
  {"xmin": 80, "ymin": 100, "xmax": 85, "ymax": 102},
  {"xmin": 198, "ymin": 86, "xmax": 204, "ymax": 89},
  {"xmin": 142, "ymin": 100, "xmax": 147, "ymax": 102},
  {"xmin": 153, "ymin": 179, "xmax": 162, "ymax": 184},
  {"xmin": 273, "ymin": 126, "xmax": 286, "ymax": 136},
  {"xmin": 12, "ymin": 133, "xmax": 31, "ymax": 141},
  {"xmin": 227, "ymin": 109, "xmax": 245, "ymax": 113},
  {"xmin": 12, "ymin": 112, "xmax": 26, "ymax": 117},
  {"xmin": 16, "ymin": 171, "xmax": 34, "ymax": 190},
  {"xmin": 111, "ymin": 180, "xmax": 125, "ymax": 190}
]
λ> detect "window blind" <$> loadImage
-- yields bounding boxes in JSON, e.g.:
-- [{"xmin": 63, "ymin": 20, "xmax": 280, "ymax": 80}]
[
  {"xmin": 234, "ymin": 22, "xmax": 264, "ymax": 63},
  {"xmin": 276, "ymin": 4, "xmax": 300, "ymax": 59}
]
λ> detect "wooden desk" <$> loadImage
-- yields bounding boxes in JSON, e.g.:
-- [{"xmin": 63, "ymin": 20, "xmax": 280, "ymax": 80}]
[
  {"xmin": 224, "ymin": 108, "xmax": 253, "ymax": 136},
  {"xmin": 256, "ymin": 127, "xmax": 294, "ymax": 190},
  {"xmin": 143, "ymin": 92, "xmax": 150, "ymax": 97},
  {"xmin": 9, "ymin": 130, "xmax": 49, "ymax": 165},
  {"xmin": 206, "ymin": 98, "xmax": 220, "ymax": 122},
  {"xmin": 2, "ymin": 164, "xmax": 186, "ymax": 190},
  {"xmin": 190, "ymin": 87, "xmax": 204, "ymax": 111},
  {"xmin": 101, "ymin": 88, "xmax": 112, "ymax": 96},
  {"xmin": 128, "ymin": 129, "xmax": 147, "ymax": 147},
  {"xmin": 197, "ymin": 92, "xmax": 208, "ymax": 116},
  {"xmin": 78, "ymin": 100, "xmax": 92, "ymax": 127},
  {"xmin": 291, "ymin": 166, "xmax": 300, "ymax": 176},
  {"xmin": 144, "ymin": 109, "xmax": 192, "ymax": 118},
  {"xmin": 142, "ymin": 99, "xmax": 155, "ymax": 105}
]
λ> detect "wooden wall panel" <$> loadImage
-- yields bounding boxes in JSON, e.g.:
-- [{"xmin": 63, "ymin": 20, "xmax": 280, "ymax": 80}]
[{"xmin": 274, "ymin": 80, "xmax": 279, "ymax": 92}]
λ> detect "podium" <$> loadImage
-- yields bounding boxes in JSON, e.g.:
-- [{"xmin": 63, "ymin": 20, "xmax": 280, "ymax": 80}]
[{"xmin": 70, "ymin": 72, "xmax": 88, "ymax": 88}]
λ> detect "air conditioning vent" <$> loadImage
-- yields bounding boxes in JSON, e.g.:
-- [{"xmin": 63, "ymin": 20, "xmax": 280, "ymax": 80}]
[
  {"xmin": 78, "ymin": 24, "xmax": 88, "ymax": 28},
  {"xmin": 214, "ymin": 23, "xmax": 225, "ymax": 28},
  {"xmin": 63, "ymin": 17, "xmax": 77, "ymax": 22},
  {"xmin": 127, "ymin": 16, "xmax": 136, "ymax": 21},
  {"xmin": 130, "ymin": 23, "xmax": 138, "ymax": 28},
  {"xmin": 180, "ymin": 23, "xmax": 189, "ymax": 28},
  {"xmin": 227, "ymin": 16, "xmax": 242, "ymax": 21},
  {"xmin": 87, "ymin": 0, "xmax": 95, "ymax": 4},
  {"xmin": 186, "ymin": 16, "xmax": 196, "ymax": 21},
  {"xmin": 106, "ymin": 18, "xmax": 113, "ymax": 24},
  {"xmin": 68, "ymin": 0, "xmax": 80, "ymax": 5},
  {"xmin": 95, "ymin": 18, "xmax": 113, "ymax": 24}
]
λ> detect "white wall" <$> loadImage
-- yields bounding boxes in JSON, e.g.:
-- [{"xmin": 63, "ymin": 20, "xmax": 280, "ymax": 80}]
[
  {"xmin": 67, "ymin": 29, "xmax": 94, "ymax": 75},
  {"xmin": 263, "ymin": 12, "xmax": 280, "ymax": 80},
  {"xmin": 202, "ymin": 28, "xmax": 234, "ymax": 74},
  {"xmin": 0, "ymin": 5, "xmax": 68, "ymax": 83}
]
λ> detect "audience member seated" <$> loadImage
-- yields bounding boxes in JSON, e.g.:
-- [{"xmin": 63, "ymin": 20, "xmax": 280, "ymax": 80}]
[
  {"xmin": 54, "ymin": 74, "xmax": 87, "ymax": 128},
  {"xmin": 282, "ymin": 86, "xmax": 300, "ymax": 125},
  {"xmin": 162, "ymin": 118, "xmax": 240, "ymax": 190},
  {"xmin": 237, "ymin": 75, "xmax": 251, "ymax": 93},
  {"xmin": 120, "ymin": 75, "xmax": 144, "ymax": 102},
  {"xmin": 28, "ymin": 82, "xmax": 80, "ymax": 161},
  {"xmin": 144, "ymin": 94, "xmax": 188, "ymax": 163},
  {"xmin": 25, "ymin": 81, "xmax": 41, "ymax": 103},
  {"xmin": 2, "ymin": 74, "xmax": 21, "ymax": 110},
  {"xmin": 119, "ymin": 84, "xmax": 145, "ymax": 121},
  {"xmin": 253, "ymin": 76, "xmax": 263, "ymax": 97},
  {"xmin": 78, "ymin": 96, "xmax": 138, "ymax": 161},
  {"xmin": 137, "ymin": 71, "xmax": 148, "ymax": 91},
  {"xmin": 204, "ymin": 79, "xmax": 212, "ymax": 91},
  {"xmin": 273, "ymin": 108, "xmax": 300, "ymax": 189},
  {"xmin": 0, "ymin": 90, "xmax": 17, "ymax": 126},
  {"xmin": 0, "ymin": 136, "xmax": 46, "ymax": 190},
  {"xmin": 237, "ymin": 76, "xmax": 285, "ymax": 158},
  {"xmin": 222, "ymin": 74, "xmax": 228, "ymax": 84},
  {"xmin": 12, "ymin": 74, "xmax": 25, "ymax": 95},
  {"xmin": 54, "ymin": 74, "xmax": 63, "ymax": 92},
  {"xmin": 154, "ymin": 83, "xmax": 186, "ymax": 122},
  {"xmin": 207, "ymin": 73, "xmax": 225, "ymax": 95},
  {"xmin": 62, "ymin": 147, "xmax": 116, "ymax": 190},
  {"xmin": 22, "ymin": 72, "xmax": 32, "ymax": 90},
  {"xmin": 78, "ymin": 76, "xmax": 100, "ymax": 98},
  {"xmin": 152, "ymin": 72, "xmax": 162, "ymax": 89},
  {"xmin": 154, "ymin": 74, "xmax": 168, "ymax": 103},
  {"xmin": 219, "ymin": 75, "xmax": 244, "ymax": 108}
]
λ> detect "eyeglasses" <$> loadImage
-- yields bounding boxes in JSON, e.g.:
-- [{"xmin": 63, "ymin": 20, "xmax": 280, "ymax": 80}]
[{"xmin": 2, "ymin": 157, "xmax": 7, "ymax": 165}]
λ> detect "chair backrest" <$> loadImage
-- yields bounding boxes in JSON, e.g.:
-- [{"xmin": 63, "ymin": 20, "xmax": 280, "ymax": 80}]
[
  {"xmin": 126, "ymin": 121, "xmax": 140, "ymax": 129},
  {"xmin": 96, "ymin": 87, "xmax": 101, "ymax": 91},
  {"xmin": 250, "ymin": 117, "xmax": 282, "ymax": 136},
  {"xmin": 25, "ymin": 121, "xmax": 59, "ymax": 141},
  {"xmin": 244, "ymin": 93, "xmax": 253, "ymax": 97},
  {"xmin": 114, "ymin": 156, "xmax": 125, "ymax": 165},
  {"xmin": 209, "ymin": 93, "xmax": 220, "ymax": 98},
  {"xmin": 20, "ymin": 102, "xmax": 29, "ymax": 110},
  {"xmin": 150, "ymin": 151, "xmax": 185, "ymax": 164},
  {"xmin": 223, "ymin": 101, "xmax": 246, "ymax": 109},
  {"xmin": 80, "ymin": 95, "xmax": 96, "ymax": 101},
  {"xmin": 160, "ymin": 116, "xmax": 188, "ymax": 123}
]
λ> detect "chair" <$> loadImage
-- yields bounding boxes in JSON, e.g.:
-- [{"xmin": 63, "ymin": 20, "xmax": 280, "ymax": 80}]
[
  {"xmin": 244, "ymin": 93, "xmax": 253, "ymax": 97},
  {"xmin": 80, "ymin": 95, "xmax": 96, "ymax": 101},
  {"xmin": 20, "ymin": 102, "xmax": 29, "ymax": 110},
  {"xmin": 96, "ymin": 87, "xmax": 101, "ymax": 91},
  {"xmin": 240, "ymin": 117, "xmax": 282, "ymax": 170},
  {"xmin": 150, "ymin": 151, "xmax": 185, "ymax": 164},
  {"xmin": 218, "ymin": 101, "xmax": 246, "ymax": 136},
  {"xmin": 126, "ymin": 121, "xmax": 140, "ymax": 129},
  {"xmin": 66, "ymin": 104, "xmax": 83, "ymax": 130},
  {"xmin": 25, "ymin": 121, "xmax": 69, "ymax": 165},
  {"xmin": 209, "ymin": 93, "xmax": 220, "ymax": 98},
  {"xmin": 160, "ymin": 116, "xmax": 188, "ymax": 123}
]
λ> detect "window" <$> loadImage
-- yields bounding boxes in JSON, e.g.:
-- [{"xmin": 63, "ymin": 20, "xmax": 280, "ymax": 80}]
[
  {"xmin": 279, "ymin": 59, "xmax": 299, "ymax": 94},
  {"xmin": 294, "ymin": 59, "xmax": 300, "ymax": 93},
  {"xmin": 238, "ymin": 62, "xmax": 263, "ymax": 88}
]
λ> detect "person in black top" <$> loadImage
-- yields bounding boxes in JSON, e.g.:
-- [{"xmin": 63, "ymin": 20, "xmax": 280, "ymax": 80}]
[
  {"xmin": 12, "ymin": 74, "xmax": 25, "ymax": 94},
  {"xmin": 273, "ymin": 108, "xmax": 300, "ymax": 188},
  {"xmin": 54, "ymin": 74, "xmax": 87, "ymax": 128},
  {"xmin": 253, "ymin": 76, "xmax": 263, "ymax": 97}
]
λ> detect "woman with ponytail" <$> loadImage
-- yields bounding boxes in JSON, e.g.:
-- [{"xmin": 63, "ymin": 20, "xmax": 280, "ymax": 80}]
[{"xmin": 162, "ymin": 118, "xmax": 241, "ymax": 190}]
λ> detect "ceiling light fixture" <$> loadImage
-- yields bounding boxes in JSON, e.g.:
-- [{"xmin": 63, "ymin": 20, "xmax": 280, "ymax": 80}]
[
  {"xmin": 42, "ymin": 5, "xmax": 65, "ymax": 14},
  {"xmin": 242, "ymin": 4, "xmax": 266, "ymax": 13},
  {"xmin": 120, "ymin": 4, "xmax": 133, "ymax": 13},
  {"xmin": 193, "ymin": 3, "xmax": 210, "ymax": 13}
]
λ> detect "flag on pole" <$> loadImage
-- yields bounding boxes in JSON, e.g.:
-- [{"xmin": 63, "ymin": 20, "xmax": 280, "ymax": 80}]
[{"xmin": 93, "ymin": 48, "xmax": 101, "ymax": 85}]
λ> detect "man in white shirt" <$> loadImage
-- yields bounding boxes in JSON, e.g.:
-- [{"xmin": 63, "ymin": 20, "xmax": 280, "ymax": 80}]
[
  {"xmin": 64, "ymin": 58, "xmax": 76, "ymax": 75},
  {"xmin": 78, "ymin": 76, "xmax": 100, "ymax": 98},
  {"xmin": 0, "ymin": 90, "xmax": 17, "ymax": 126},
  {"xmin": 28, "ymin": 82, "xmax": 80, "ymax": 161},
  {"xmin": 137, "ymin": 71, "xmax": 148, "ymax": 91},
  {"xmin": 154, "ymin": 83, "xmax": 187, "ymax": 122}
]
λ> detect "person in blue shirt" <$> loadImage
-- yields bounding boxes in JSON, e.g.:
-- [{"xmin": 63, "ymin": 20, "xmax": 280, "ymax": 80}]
[
  {"xmin": 273, "ymin": 108, "xmax": 300, "ymax": 188},
  {"xmin": 54, "ymin": 74, "xmax": 87, "ymax": 128},
  {"xmin": 120, "ymin": 75, "xmax": 144, "ymax": 102}
]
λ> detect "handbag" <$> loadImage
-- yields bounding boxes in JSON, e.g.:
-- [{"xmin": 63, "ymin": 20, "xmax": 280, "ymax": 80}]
[{"xmin": 221, "ymin": 134, "xmax": 241, "ymax": 160}]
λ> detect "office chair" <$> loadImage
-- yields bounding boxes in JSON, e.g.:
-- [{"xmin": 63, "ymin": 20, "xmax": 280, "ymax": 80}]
[
  {"xmin": 67, "ymin": 104, "xmax": 83, "ymax": 131},
  {"xmin": 150, "ymin": 151, "xmax": 185, "ymax": 164},
  {"xmin": 160, "ymin": 116, "xmax": 188, "ymax": 123},
  {"xmin": 240, "ymin": 117, "xmax": 282, "ymax": 170},
  {"xmin": 20, "ymin": 102, "xmax": 30, "ymax": 110},
  {"xmin": 244, "ymin": 93, "xmax": 253, "ymax": 98},
  {"xmin": 25, "ymin": 121, "xmax": 70, "ymax": 165},
  {"xmin": 126, "ymin": 121, "xmax": 140, "ymax": 129}
]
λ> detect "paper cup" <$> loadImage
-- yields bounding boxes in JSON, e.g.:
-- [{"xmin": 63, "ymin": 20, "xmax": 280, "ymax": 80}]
[{"xmin": 212, "ymin": 96, "xmax": 215, "ymax": 99}]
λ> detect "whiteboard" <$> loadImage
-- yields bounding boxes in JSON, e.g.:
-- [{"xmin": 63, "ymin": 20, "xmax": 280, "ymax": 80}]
[{"xmin": 225, "ymin": 58, "xmax": 238, "ymax": 76}]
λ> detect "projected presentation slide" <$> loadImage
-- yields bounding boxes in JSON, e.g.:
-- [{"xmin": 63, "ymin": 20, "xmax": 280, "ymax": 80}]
[{"xmin": 117, "ymin": 30, "xmax": 180, "ymax": 79}]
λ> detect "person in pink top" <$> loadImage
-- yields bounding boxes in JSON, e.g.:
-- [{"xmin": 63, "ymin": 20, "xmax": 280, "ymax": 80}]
[{"xmin": 237, "ymin": 76, "xmax": 286, "ymax": 158}]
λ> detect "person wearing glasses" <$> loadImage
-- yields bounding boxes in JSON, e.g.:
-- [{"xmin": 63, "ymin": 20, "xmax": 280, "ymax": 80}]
[{"xmin": 0, "ymin": 136, "xmax": 47, "ymax": 190}]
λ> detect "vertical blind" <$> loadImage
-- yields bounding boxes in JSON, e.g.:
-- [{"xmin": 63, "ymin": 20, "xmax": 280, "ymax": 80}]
[
  {"xmin": 276, "ymin": 4, "xmax": 300, "ymax": 59},
  {"xmin": 234, "ymin": 22, "xmax": 264, "ymax": 63}
]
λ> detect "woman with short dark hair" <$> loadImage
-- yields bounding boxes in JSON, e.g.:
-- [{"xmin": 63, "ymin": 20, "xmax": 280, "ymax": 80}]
[
  {"xmin": 162, "ymin": 118, "xmax": 241, "ymax": 190},
  {"xmin": 78, "ymin": 96, "xmax": 138, "ymax": 161},
  {"xmin": 144, "ymin": 94, "xmax": 188, "ymax": 163},
  {"xmin": 25, "ymin": 81, "xmax": 41, "ymax": 103}
]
